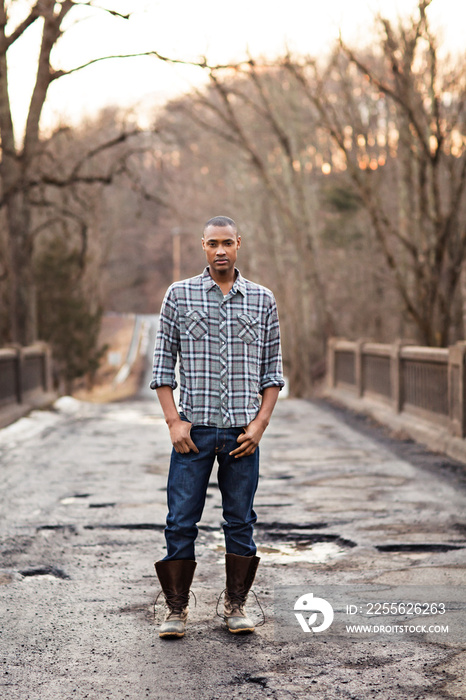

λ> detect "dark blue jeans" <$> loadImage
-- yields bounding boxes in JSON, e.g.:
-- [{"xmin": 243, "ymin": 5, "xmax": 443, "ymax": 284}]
[{"xmin": 163, "ymin": 424, "xmax": 259, "ymax": 560}]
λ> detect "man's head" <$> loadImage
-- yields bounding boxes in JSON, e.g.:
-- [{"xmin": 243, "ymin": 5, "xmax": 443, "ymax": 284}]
[
  {"xmin": 203, "ymin": 215, "xmax": 238, "ymax": 237},
  {"xmin": 202, "ymin": 215, "xmax": 241, "ymax": 276}
]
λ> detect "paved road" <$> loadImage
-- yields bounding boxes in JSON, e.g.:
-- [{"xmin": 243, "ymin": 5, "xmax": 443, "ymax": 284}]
[{"xmin": 0, "ymin": 395, "xmax": 465, "ymax": 700}]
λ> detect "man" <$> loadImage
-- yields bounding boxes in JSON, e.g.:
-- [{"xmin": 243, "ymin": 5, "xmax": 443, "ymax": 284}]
[{"xmin": 151, "ymin": 215, "xmax": 284, "ymax": 639}]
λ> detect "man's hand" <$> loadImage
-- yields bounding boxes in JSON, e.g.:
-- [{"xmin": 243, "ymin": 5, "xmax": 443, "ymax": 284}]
[
  {"xmin": 168, "ymin": 418, "xmax": 199, "ymax": 454},
  {"xmin": 229, "ymin": 387, "xmax": 280, "ymax": 459},
  {"xmin": 229, "ymin": 418, "xmax": 267, "ymax": 459}
]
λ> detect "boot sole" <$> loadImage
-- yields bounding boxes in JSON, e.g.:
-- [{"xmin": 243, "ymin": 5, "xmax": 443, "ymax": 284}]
[
  {"xmin": 227, "ymin": 627, "xmax": 255, "ymax": 634},
  {"xmin": 159, "ymin": 631, "xmax": 185, "ymax": 639}
]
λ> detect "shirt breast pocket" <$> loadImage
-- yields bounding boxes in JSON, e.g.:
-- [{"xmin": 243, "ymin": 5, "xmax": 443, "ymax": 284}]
[
  {"xmin": 185, "ymin": 309, "xmax": 209, "ymax": 340},
  {"xmin": 237, "ymin": 313, "xmax": 259, "ymax": 345}
]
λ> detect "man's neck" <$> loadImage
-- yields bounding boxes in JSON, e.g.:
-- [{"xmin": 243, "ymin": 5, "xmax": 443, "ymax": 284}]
[{"xmin": 209, "ymin": 266, "xmax": 236, "ymax": 294}]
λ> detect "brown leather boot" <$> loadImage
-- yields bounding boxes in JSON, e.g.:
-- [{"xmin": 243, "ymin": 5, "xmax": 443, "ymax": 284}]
[
  {"xmin": 154, "ymin": 559, "xmax": 196, "ymax": 639},
  {"xmin": 224, "ymin": 553, "xmax": 260, "ymax": 634}
]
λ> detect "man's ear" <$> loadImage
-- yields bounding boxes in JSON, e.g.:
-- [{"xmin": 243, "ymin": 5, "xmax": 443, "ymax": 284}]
[{"xmin": 237, "ymin": 236, "xmax": 241, "ymax": 248}]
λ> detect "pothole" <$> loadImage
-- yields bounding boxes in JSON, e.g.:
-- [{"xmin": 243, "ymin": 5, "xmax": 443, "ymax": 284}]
[
  {"xmin": 20, "ymin": 566, "xmax": 70, "ymax": 580},
  {"xmin": 257, "ymin": 521, "xmax": 329, "ymax": 531},
  {"xmin": 83, "ymin": 523, "xmax": 217, "ymax": 532},
  {"xmin": 84, "ymin": 523, "xmax": 165, "ymax": 531},
  {"xmin": 263, "ymin": 532, "xmax": 356, "ymax": 547},
  {"xmin": 207, "ymin": 522, "xmax": 356, "ymax": 563},
  {"xmin": 255, "ymin": 503, "xmax": 294, "ymax": 508},
  {"xmin": 256, "ymin": 522, "xmax": 356, "ymax": 549},
  {"xmin": 36, "ymin": 525, "xmax": 77, "ymax": 534},
  {"xmin": 256, "ymin": 522, "xmax": 356, "ymax": 563},
  {"xmin": 233, "ymin": 673, "xmax": 268, "ymax": 689},
  {"xmin": 118, "ymin": 602, "xmax": 154, "ymax": 622},
  {"xmin": 258, "ymin": 541, "xmax": 350, "ymax": 563},
  {"xmin": 376, "ymin": 543, "xmax": 464, "ymax": 553},
  {"xmin": 60, "ymin": 494, "xmax": 91, "ymax": 504}
]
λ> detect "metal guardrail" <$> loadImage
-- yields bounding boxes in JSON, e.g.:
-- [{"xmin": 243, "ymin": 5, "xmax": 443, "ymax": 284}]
[
  {"xmin": 0, "ymin": 343, "xmax": 53, "ymax": 409},
  {"xmin": 327, "ymin": 338, "xmax": 466, "ymax": 439}
]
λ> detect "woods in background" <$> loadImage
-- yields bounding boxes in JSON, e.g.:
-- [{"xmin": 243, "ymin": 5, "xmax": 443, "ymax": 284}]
[{"xmin": 1, "ymin": 0, "xmax": 465, "ymax": 395}]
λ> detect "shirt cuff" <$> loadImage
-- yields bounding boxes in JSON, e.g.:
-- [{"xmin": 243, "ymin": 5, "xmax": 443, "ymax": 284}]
[
  {"xmin": 150, "ymin": 377, "xmax": 178, "ymax": 390},
  {"xmin": 260, "ymin": 377, "xmax": 285, "ymax": 393}
]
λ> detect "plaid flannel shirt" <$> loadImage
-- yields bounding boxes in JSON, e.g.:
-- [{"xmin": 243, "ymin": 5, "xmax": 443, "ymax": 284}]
[{"xmin": 151, "ymin": 267, "xmax": 285, "ymax": 427}]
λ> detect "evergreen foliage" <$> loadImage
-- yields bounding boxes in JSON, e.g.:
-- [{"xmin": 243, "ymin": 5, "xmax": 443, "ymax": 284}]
[{"xmin": 34, "ymin": 239, "xmax": 107, "ymax": 392}]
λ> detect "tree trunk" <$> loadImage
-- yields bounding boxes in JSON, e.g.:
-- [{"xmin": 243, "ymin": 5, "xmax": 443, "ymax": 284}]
[{"xmin": 7, "ymin": 190, "xmax": 36, "ymax": 344}]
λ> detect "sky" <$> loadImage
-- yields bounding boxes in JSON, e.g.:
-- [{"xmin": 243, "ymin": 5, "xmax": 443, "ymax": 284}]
[{"xmin": 7, "ymin": 0, "xmax": 466, "ymax": 139}]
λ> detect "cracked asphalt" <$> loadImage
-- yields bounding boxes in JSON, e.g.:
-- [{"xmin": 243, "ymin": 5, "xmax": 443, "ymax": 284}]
[{"xmin": 0, "ymin": 394, "xmax": 465, "ymax": 700}]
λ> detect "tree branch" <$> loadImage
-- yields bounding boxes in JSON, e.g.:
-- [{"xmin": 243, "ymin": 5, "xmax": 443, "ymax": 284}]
[
  {"xmin": 339, "ymin": 40, "xmax": 433, "ymax": 162},
  {"xmin": 67, "ymin": 129, "xmax": 140, "ymax": 177},
  {"xmin": 2, "ymin": 2, "xmax": 41, "ymax": 51},
  {"xmin": 72, "ymin": 2, "xmax": 131, "ymax": 20},
  {"xmin": 29, "ymin": 206, "xmax": 89, "ymax": 268},
  {"xmin": 51, "ymin": 49, "xmax": 255, "ymax": 82},
  {"xmin": 284, "ymin": 57, "xmax": 424, "ymax": 328}
]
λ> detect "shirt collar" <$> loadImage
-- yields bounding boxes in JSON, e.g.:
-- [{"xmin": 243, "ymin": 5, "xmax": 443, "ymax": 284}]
[{"xmin": 202, "ymin": 267, "xmax": 246, "ymax": 296}]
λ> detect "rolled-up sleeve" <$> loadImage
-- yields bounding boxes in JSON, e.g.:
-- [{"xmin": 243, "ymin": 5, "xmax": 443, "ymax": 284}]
[
  {"xmin": 259, "ymin": 297, "xmax": 285, "ymax": 393},
  {"xmin": 150, "ymin": 288, "xmax": 179, "ymax": 390}
]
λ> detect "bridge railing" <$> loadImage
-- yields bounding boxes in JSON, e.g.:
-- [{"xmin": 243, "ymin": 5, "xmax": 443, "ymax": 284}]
[
  {"xmin": 327, "ymin": 338, "xmax": 466, "ymax": 439},
  {"xmin": 0, "ymin": 343, "xmax": 53, "ymax": 409}
]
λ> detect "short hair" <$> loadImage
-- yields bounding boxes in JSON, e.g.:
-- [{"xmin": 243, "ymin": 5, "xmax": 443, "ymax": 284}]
[{"xmin": 204, "ymin": 216, "xmax": 237, "ymax": 235}]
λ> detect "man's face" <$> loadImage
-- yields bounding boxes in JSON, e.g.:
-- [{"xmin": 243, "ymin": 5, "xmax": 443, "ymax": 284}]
[{"xmin": 202, "ymin": 225, "xmax": 241, "ymax": 275}]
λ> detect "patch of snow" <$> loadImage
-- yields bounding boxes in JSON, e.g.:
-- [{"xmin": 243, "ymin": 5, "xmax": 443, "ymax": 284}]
[
  {"xmin": 258, "ymin": 541, "xmax": 347, "ymax": 564},
  {"xmin": 0, "ymin": 410, "xmax": 60, "ymax": 446},
  {"xmin": 0, "ymin": 397, "xmax": 87, "ymax": 446},
  {"xmin": 53, "ymin": 396, "xmax": 86, "ymax": 414}
]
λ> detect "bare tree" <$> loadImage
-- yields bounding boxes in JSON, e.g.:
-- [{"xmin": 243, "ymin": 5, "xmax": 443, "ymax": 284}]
[
  {"xmin": 0, "ymin": 0, "xmax": 140, "ymax": 345},
  {"xmin": 285, "ymin": 0, "xmax": 466, "ymax": 345},
  {"xmin": 25, "ymin": 107, "xmax": 161, "ymax": 386}
]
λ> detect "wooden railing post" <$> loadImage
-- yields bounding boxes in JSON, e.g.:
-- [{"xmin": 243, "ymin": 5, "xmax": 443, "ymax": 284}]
[
  {"xmin": 13, "ymin": 346, "xmax": 24, "ymax": 405},
  {"xmin": 327, "ymin": 338, "xmax": 337, "ymax": 389},
  {"xmin": 448, "ymin": 341, "xmax": 466, "ymax": 438},
  {"xmin": 1, "ymin": 343, "xmax": 55, "ymax": 418},
  {"xmin": 355, "ymin": 339, "xmax": 366, "ymax": 397},
  {"xmin": 38, "ymin": 341, "xmax": 53, "ymax": 392},
  {"xmin": 391, "ymin": 339, "xmax": 403, "ymax": 413},
  {"xmin": 390, "ymin": 339, "xmax": 417, "ymax": 414}
]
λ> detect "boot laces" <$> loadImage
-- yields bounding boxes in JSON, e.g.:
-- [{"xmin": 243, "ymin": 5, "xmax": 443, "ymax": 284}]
[
  {"xmin": 154, "ymin": 589, "xmax": 197, "ymax": 618},
  {"xmin": 215, "ymin": 588, "xmax": 265, "ymax": 626},
  {"xmin": 164, "ymin": 608, "xmax": 186, "ymax": 621}
]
